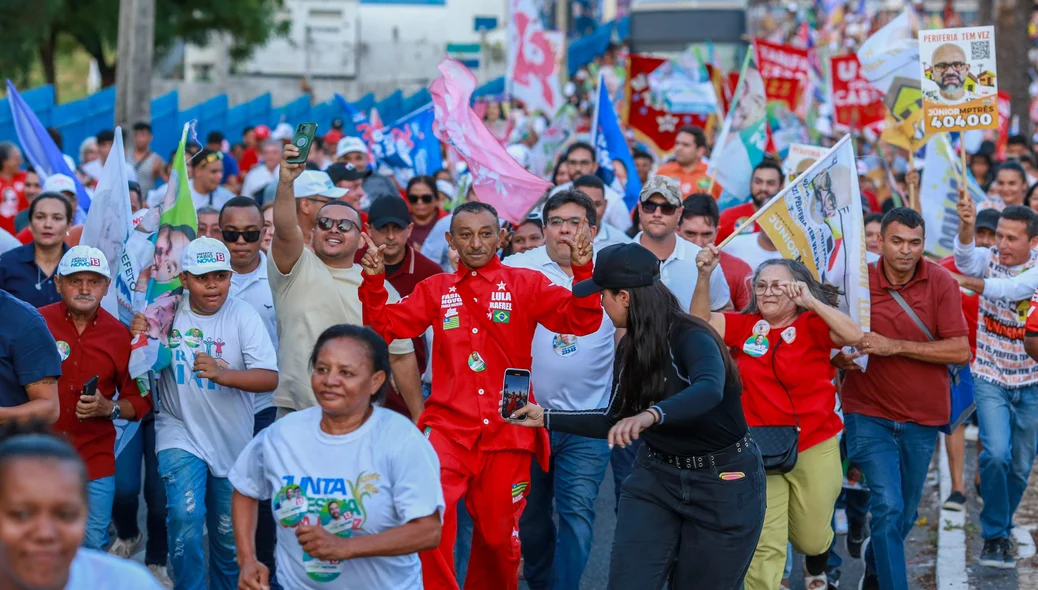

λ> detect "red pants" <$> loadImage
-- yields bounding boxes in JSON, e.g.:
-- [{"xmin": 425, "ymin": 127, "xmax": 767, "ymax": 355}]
[{"xmin": 421, "ymin": 429, "xmax": 532, "ymax": 590}]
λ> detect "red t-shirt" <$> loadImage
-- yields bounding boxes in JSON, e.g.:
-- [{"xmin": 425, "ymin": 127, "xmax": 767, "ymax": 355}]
[
  {"xmin": 842, "ymin": 259, "xmax": 969, "ymax": 426},
  {"xmin": 720, "ymin": 251, "xmax": 752, "ymax": 311},
  {"xmin": 40, "ymin": 303, "xmax": 152, "ymax": 481},
  {"xmin": 723, "ymin": 311, "xmax": 843, "ymax": 452},
  {"xmin": 940, "ymin": 256, "xmax": 979, "ymax": 360},
  {"xmin": 716, "ymin": 202, "xmax": 760, "ymax": 244},
  {"xmin": 0, "ymin": 172, "xmax": 28, "ymax": 235},
  {"xmin": 238, "ymin": 148, "xmax": 259, "ymax": 180}
]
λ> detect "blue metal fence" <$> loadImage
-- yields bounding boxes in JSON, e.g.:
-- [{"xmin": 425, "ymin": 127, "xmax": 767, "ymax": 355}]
[{"xmin": 0, "ymin": 17, "xmax": 628, "ymax": 166}]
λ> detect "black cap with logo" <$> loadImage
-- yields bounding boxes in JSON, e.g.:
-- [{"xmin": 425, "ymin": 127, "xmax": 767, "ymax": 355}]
[
  {"xmin": 367, "ymin": 196, "xmax": 412, "ymax": 230},
  {"xmin": 572, "ymin": 243, "xmax": 662, "ymax": 298},
  {"xmin": 327, "ymin": 162, "xmax": 369, "ymax": 183}
]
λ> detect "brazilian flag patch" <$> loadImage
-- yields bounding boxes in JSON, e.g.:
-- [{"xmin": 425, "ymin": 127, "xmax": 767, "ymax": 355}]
[{"xmin": 493, "ymin": 310, "xmax": 511, "ymax": 324}]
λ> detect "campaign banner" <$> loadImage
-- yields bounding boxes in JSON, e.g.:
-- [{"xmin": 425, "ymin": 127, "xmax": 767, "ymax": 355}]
[
  {"xmin": 753, "ymin": 39, "xmax": 811, "ymax": 112},
  {"xmin": 625, "ymin": 54, "xmax": 712, "ymax": 155},
  {"xmin": 830, "ymin": 54, "xmax": 886, "ymax": 130},
  {"xmin": 919, "ymin": 26, "xmax": 998, "ymax": 133},
  {"xmin": 782, "ymin": 143, "xmax": 829, "ymax": 185},
  {"xmin": 371, "ymin": 106, "xmax": 443, "ymax": 178},
  {"xmin": 530, "ymin": 106, "xmax": 575, "ymax": 181},
  {"xmin": 857, "ymin": 10, "xmax": 932, "ymax": 151},
  {"xmin": 646, "ymin": 47, "xmax": 720, "ymax": 116},
  {"xmin": 752, "ymin": 134, "xmax": 871, "ymax": 365},
  {"xmin": 507, "ymin": 0, "xmax": 563, "ymax": 115},
  {"xmin": 708, "ymin": 52, "xmax": 769, "ymax": 209},
  {"xmin": 920, "ymin": 134, "xmax": 989, "ymax": 257}
]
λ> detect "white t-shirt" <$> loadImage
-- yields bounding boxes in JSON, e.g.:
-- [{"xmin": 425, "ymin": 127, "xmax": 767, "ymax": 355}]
[
  {"xmin": 230, "ymin": 251, "xmax": 277, "ymax": 414},
  {"xmin": 634, "ymin": 233, "xmax": 731, "ymax": 311},
  {"xmin": 241, "ymin": 165, "xmax": 279, "ymax": 200},
  {"xmin": 190, "ymin": 181, "xmax": 236, "ymax": 212},
  {"xmin": 593, "ymin": 223, "xmax": 632, "ymax": 250},
  {"xmin": 229, "ymin": 406, "xmax": 445, "ymax": 589},
  {"xmin": 724, "ymin": 233, "xmax": 782, "ymax": 273},
  {"xmin": 64, "ymin": 549, "xmax": 163, "ymax": 589},
  {"xmin": 550, "ymin": 182, "xmax": 632, "ymax": 233},
  {"xmin": 504, "ymin": 246, "xmax": 614, "ymax": 411},
  {"xmin": 156, "ymin": 296, "xmax": 279, "ymax": 477}
]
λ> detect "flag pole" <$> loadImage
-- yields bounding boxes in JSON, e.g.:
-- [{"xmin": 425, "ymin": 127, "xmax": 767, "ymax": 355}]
[
  {"xmin": 908, "ymin": 152, "xmax": 918, "ymax": 212},
  {"xmin": 699, "ymin": 134, "xmax": 854, "ymax": 265},
  {"xmin": 959, "ymin": 132, "xmax": 968, "ymax": 198}
]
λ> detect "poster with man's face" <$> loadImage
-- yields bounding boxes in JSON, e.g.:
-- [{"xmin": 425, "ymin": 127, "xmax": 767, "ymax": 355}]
[{"xmin": 919, "ymin": 26, "xmax": 998, "ymax": 133}]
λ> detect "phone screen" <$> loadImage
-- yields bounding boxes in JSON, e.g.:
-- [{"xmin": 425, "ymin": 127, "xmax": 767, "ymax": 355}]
[{"xmin": 501, "ymin": 369, "xmax": 531, "ymax": 420}]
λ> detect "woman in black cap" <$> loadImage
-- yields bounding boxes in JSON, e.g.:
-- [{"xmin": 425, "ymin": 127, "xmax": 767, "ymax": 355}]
[{"xmin": 504, "ymin": 242, "xmax": 766, "ymax": 590}]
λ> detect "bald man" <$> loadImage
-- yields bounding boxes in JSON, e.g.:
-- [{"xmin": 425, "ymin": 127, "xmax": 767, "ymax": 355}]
[{"xmin": 925, "ymin": 43, "xmax": 976, "ymax": 104}]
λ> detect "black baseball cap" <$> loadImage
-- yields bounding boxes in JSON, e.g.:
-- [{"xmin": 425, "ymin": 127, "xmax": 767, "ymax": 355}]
[
  {"xmin": 327, "ymin": 162, "xmax": 369, "ymax": 183},
  {"xmin": 367, "ymin": 196, "xmax": 412, "ymax": 229},
  {"xmin": 976, "ymin": 208, "xmax": 999, "ymax": 232},
  {"xmin": 572, "ymin": 243, "xmax": 661, "ymax": 297}
]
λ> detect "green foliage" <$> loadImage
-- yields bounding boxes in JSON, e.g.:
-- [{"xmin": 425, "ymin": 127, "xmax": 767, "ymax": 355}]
[
  {"xmin": 156, "ymin": 0, "xmax": 291, "ymax": 63},
  {"xmin": 0, "ymin": 0, "xmax": 62, "ymax": 84}
]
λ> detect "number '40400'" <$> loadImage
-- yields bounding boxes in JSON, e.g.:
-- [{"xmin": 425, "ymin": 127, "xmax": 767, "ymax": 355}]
[{"xmin": 930, "ymin": 113, "xmax": 993, "ymax": 129}]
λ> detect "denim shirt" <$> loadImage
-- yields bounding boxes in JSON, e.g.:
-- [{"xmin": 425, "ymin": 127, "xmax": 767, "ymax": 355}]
[{"xmin": 0, "ymin": 243, "xmax": 68, "ymax": 308}]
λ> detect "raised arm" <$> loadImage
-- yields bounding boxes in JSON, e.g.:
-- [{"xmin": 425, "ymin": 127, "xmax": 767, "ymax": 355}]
[
  {"xmin": 270, "ymin": 145, "xmax": 307, "ymax": 275},
  {"xmin": 953, "ymin": 189, "xmax": 990, "ymax": 278},
  {"xmin": 782, "ymin": 281, "xmax": 863, "ymax": 347},
  {"xmin": 530, "ymin": 218, "xmax": 602, "ymax": 336},
  {"xmin": 359, "ymin": 233, "xmax": 437, "ymax": 341},
  {"xmin": 693, "ymin": 245, "xmax": 728, "ymax": 335}
]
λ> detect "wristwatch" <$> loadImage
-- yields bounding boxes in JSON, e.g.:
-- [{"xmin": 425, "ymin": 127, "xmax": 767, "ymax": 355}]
[{"xmin": 109, "ymin": 402, "xmax": 121, "ymax": 421}]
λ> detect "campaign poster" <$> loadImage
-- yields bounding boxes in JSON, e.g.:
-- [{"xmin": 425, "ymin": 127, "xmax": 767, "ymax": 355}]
[
  {"xmin": 919, "ymin": 26, "xmax": 998, "ymax": 133},
  {"xmin": 782, "ymin": 143, "xmax": 829, "ymax": 185}
]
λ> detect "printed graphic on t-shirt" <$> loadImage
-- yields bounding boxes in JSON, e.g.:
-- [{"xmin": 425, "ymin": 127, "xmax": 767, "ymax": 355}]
[{"xmin": 552, "ymin": 334, "xmax": 578, "ymax": 357}]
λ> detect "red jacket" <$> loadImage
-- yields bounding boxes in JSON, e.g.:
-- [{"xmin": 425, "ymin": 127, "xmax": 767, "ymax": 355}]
[{"xmin": 360, "ymin": 255, "xmax": 602, "ymax": 469}]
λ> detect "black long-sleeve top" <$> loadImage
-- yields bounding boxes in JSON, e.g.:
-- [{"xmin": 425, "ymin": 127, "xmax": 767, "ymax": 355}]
[{"xmin": 545, "ymin": 324, "xmax": 747, "ymax": 456}]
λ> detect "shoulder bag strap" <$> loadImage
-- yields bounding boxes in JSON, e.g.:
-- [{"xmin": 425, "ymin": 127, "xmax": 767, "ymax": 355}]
[
  {"xmin": 769, "ymin": 338, "xmax": 801, "ymax": 430},
  {"xmin": 885, "ymin": 288, "xmax": 960, "ymax": 382}
]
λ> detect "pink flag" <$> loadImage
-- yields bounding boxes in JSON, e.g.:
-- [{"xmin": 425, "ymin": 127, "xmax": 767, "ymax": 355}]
[{"xmin": 429, "ymin": 57, "xmax": 552, "ymax": 225}]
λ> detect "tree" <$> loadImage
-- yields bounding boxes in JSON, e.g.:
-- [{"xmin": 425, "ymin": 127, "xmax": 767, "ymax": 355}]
[
  {"xmin": 0, "ymin": 0, "xmax": 289, "ymax": 94},
  {"xmin": 995, "ymin": 0, "xmax": 1032, "ymax": 134}
]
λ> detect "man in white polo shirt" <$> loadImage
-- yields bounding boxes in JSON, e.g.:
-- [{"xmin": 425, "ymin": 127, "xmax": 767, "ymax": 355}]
[{"xmin": 504, "ymin": 189, "xmax": 617, "ymax": 590}]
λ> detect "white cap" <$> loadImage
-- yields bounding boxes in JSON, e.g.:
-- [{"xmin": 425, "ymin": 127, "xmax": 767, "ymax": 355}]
[
  {"xmin": 335, "ymin": 137, "xmax": 367, "ymax": 158},
  {"xmin": 43, "ymin": 173, "xmax": 77, "ymax": 195},
  {"xmin": 294, "ymin": 170, "xmax": 348, "ymax": 199},
  {"xmin": 271, "ymin": 122, "xmax": 294, "ymax": 142},
  {"xmin": 436, "ymin": 179, "xmax": 456, "ymax": 200},
  {"xmin": 57, "ymin": 246, "xmax": 110, "ymax": 279},
  {"xmin": 180, "ymin": 237, "xmax": 232, "ymax": 276}
]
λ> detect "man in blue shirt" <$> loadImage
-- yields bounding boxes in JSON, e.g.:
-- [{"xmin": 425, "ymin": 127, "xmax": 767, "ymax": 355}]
[{"xmin": 0, "ymin": 288, "xmax": 61, "ymax": 422}]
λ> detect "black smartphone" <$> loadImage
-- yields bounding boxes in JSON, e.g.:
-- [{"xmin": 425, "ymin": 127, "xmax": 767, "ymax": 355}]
[
  {"xmin": 82, "ymin": 376, "xmax": 99, "ymax": 398},
  {"xmin": 501, "ymin": 368, "xmax": 531, "ymax": 420},
  {"xmin": 287, "ymin": 122, "xmax": 318, "ymax": 164}
]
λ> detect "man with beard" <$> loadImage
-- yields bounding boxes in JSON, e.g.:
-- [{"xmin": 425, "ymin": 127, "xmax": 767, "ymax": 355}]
[
  {"xmin": 924, "ymin": 43, "xmax": 979, "ymax": 104},
  {"xmin": 716, "ymin": 159, "xmax": 784, "ymax": 243}
]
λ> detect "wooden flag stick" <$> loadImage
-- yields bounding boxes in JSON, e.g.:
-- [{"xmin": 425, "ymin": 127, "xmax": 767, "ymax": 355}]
[
  {"xmin": 908, "ymin": 152, "xmax": 918, "ymax": 213},
  {"xmin": 959, "ymin": 133, "xmax": 968, "ymax": 195}
]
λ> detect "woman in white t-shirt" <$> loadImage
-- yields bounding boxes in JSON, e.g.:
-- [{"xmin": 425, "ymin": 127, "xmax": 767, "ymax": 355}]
[
  {"xmin": 231, "ymin": 324, "xmax": 445, "ymax": 590},
  {"xmin": 0, "ymin": 422, "xmax": 161, "ymax": 590}
]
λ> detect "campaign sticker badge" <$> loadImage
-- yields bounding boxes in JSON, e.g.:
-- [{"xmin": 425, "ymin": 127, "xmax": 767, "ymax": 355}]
[
  {"xmin": 781, "ymin": 327, "xmax": 797, "ymax": 344},
  {"xmin": 320, "ymin": 499, "xmax": 355, "ymax": 538},
  {"xmin": 752, "ymin": 320, "xmax": 771, "ymax": 336},
  {"xmin": 552, "ymin": 334, "xmax": 578, "ymax": 357},
  {"xmin": 303, "ymin": 549, "xmax": 342, "ymax": 582},
  {"xmin": 168, "ymin": 329, "xmax": 182, "ymax": 348},
  {"xmin": 443, "ymin": 307, "xmax": 460, "ymax": 330},
  {"xmin": 467, "ymin": 351, "xmax": 487, "ymax": 372},
  {"xmin": 184, "ymin": 328, "xmax": 204, "ymax": 349},
  {"xmin": 742, "ymin": 335, "xmax": 769, "ymax": 358},
  {"xmin": 273, "ymin": 484, "xmax": 308, "ymax": 527},
  {"xmin": 56, "ymin": 341, "xmax": 71, "ymax": 362}
]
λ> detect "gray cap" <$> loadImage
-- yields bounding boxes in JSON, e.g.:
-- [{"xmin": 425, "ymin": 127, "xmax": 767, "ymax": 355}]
[{"xmin": 639, "ymin": 175, "xmax": 683, "ymax": 207}]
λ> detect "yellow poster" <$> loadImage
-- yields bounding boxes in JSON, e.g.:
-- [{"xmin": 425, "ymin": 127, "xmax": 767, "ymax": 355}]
[{"xmin": 919, "ymin": 26, "xmax": 998, "ymax": 133}]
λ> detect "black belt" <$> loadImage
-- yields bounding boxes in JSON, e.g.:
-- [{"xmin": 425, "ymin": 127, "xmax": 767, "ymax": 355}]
[{"xmin": 647, "ymin": 434, "xmax": 754, "ymax": 471}]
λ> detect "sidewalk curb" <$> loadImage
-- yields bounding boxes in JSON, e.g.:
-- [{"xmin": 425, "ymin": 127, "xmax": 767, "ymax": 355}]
[{"xmin": 937, "ymin": 435, "xmax": 969, "ymax": 589}]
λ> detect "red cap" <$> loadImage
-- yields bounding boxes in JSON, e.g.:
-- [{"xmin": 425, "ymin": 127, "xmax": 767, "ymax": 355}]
[{"xmin": 254, "ymin": 125, "xmax": 271, "ymax": 141}]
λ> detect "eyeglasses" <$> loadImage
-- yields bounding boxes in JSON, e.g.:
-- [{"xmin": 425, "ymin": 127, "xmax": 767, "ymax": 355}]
[
  {"xmin": 317, "ymin": 217, "xmax": 357, "ymax": 233},
  {"xmin": 547, "ymin": 216, "xmax": 583, "ymax": 228},
  {"xmin": 933, "ymin": 62, "xmax": 967, "ymax": 72},
  {"xmin": 408, "ymin": 193, "xmax": 435, "ymax": 204},
  {"xmin": 222, "ymin": 229, "xmax": 262, "ymax": 243},
  {"xmin": 641, "ymin": 201, "xmax": 679, "ymax": 216},
  {"xmin": 753, "ymin": 282, "xmax": 784, "ymax": 295}
]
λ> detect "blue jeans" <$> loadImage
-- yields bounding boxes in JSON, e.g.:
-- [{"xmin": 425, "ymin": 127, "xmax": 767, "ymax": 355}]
[
  {"xmin": 113, "ymin": 414, "xmax": 168, "ymax": 566},
  {"xmin": 974, "ymin": 380, "xmax": 1038, "ymax": 540},
  {"xmin": 454, "ymin": 500, "xmax": 474, "ymax": 585},
  {"xmin": 519, "ymin": 431, "xmax": 610, "ymax": 590},
  {"xmin": 85, "ymin": 476, "xmax": 115, "ymax": 550},
  {"xmin": 845, "ymin": 413, "xmax": 938, "ymax": 590},
  {"xmin": 158, "ymin": 448, "xmax": 238, "ymax": 590},
  {"xmin": 610, "ymin": 439, "xmax": 642, "ymax": 513}
]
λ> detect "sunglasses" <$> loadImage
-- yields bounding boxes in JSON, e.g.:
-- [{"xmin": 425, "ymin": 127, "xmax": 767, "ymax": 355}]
[
  {"xmin": 408, "ymin": 193, "xmax": 435, "ymax": 204},
  {"xmin": 641, "ymin": 201, "xmax": 679, "ymax": 216},
  {"xmin": 222, "ymin": 229, "xmax": 261, "ymax": 243},
  {"xmin": 317, "ymin": 217, "xmax": 357, "ymax": 233},
  {"xmin": 202, "ymin": 151, "xmax": 223, "ymax": 165}
]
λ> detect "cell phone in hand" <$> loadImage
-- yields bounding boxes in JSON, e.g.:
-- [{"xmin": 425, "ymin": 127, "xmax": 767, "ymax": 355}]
[
  {"xmin": 82, "ymin": 376, "xmax": 99, "ymax": 398},
  {"xmin": 501, "ymin": 368, "xmax": 531, "ymax": 420},
  {"xmin": 287, "ymin": 123, "xmax": 318, "ymax": 164}
]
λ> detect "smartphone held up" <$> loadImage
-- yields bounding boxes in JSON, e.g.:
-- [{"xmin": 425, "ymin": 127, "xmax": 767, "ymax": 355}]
[
  {"xmin": 287, "ymin": 123, "xmax": 318, "ymax": 164},
  {"xmin": 501, "ymin": 368, "xmax": 531, "ymax": 420}
]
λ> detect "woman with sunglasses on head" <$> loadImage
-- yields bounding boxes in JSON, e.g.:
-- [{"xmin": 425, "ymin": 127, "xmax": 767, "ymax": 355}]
[
  {"xmin": 190, "ymin": 147, "xmax": 236, "ymax": 211},
  {"xmin": 0, "ymin": 420, "xmax": 163, "ymax": 589},
  {"xmin": 405, "ymin": 175, "xmax": 443, "ymax": 250},
  {"xmin": 691, "ymin": 246, "xmax": 863, "ymax": 590},
  {"xmin": 506, "ymin": 242, "xmax": 766, "ymax": 590}
]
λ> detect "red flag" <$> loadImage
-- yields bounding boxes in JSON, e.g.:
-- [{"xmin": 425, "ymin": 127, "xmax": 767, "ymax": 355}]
[
  {"xmin": 830, "ymin": 54, "xmax": 886, "ymax": 130},
  {"xmin": 625, "ymin": 54, "xmax": 712, "ymax": 154},
  {"xmin": 753, "ymin": 39, "xmax": 811, "ymax": 112}
]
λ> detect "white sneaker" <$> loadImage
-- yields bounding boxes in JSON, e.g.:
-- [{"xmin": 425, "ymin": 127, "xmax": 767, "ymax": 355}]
[
  {"xmin": 148, "ymin": 565, "xmax": 174, "ymax": 589},
  {"xmin": 965, "ymin": 425, "xmax": 979, "ymax": 442},
  {"xmin": 107, "ymin": 533, "xmax": 143, "ymax": 559}
]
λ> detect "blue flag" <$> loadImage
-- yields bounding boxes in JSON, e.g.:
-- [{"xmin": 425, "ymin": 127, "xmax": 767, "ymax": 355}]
[
  {"xmin": 374, "ymin": 106, "xmax": 442, "ymax": 177},
  {"xmin": 590, "ymin": 74, "xmax": 641, "ymax": 211},
  {"xmin": 6, "ymin": 80, "xmax": 91, "ymax": 213}
]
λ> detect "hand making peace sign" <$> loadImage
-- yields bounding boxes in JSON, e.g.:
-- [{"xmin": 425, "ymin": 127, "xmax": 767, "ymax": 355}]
[
  {"xmin": 559, "ymin": 217, "xmax": 593, "ymax": 267},
  {"xmin": 360, "ymin": 232, "xmax": 387, "ymax": 276}
]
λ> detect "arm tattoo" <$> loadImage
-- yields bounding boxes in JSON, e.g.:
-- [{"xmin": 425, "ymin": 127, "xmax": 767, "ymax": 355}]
[{"xmin": 25, "ymin": 378, "xmax": 58, "ymax": 388}]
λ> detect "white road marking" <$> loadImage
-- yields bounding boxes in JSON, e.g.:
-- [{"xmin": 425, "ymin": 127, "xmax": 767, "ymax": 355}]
[{"xmin": 937, "ymin": 435, "xmax": 970, "ymax": 589}]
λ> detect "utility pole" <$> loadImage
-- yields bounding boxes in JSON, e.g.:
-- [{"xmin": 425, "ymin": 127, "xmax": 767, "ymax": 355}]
[
  {"xmin": 115, "ymin": 0, "xmax": 156, "ymax": 127},
  {"xmin": 555, "ymin": 0, "xmax": 569, "ymax": 86}
]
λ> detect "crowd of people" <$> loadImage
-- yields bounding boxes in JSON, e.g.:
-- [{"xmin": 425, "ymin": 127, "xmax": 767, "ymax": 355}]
[{"xmin": 1, "ymin": 60, "xmax": 1038, "ymax": 590}]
